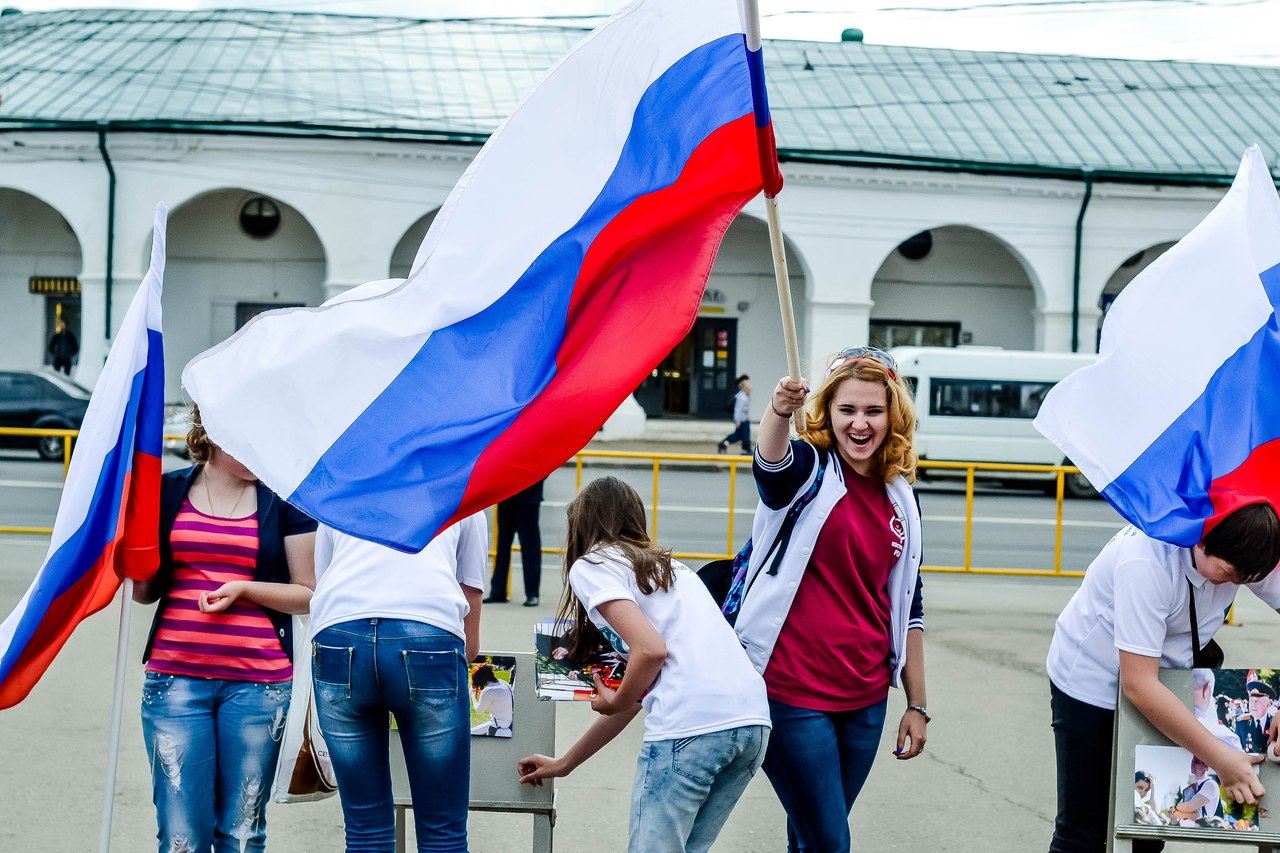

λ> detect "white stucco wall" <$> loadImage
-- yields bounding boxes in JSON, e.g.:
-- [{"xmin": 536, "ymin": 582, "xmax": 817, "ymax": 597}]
[
  {"xmin": 0, "ymin": 189, "xmax": 82, "ymax": 370},
  {"xmin": 0, "ymin": 130, "xmax": 1231, "ymax": 423},
  {"xmin": 163, "ymin": 189, "xmax": 328, "ymax": 400}
]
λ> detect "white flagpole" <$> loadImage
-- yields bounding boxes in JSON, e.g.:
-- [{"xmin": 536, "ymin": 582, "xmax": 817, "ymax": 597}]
[
  {"xmin": 98, "ymin": 578, "xmax": 133, "ymax": 853},
  {"xmin": 741, "ymin": 0, "xmax": 803, "ymax": 429}
]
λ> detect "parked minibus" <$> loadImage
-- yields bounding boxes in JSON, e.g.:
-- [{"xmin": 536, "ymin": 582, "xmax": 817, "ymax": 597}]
[{"xmin": 891, "ymin": 346, "xmax": 1098, "ymax": 497}]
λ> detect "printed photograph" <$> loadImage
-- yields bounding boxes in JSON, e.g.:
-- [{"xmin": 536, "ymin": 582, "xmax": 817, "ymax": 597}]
[
  {"xmin": 1199, "ymin": 668, "xmax": 1280, "ymax": 756},
  {"xmin": 533, "ymin": 617, "xmax": 626, "ymax": 702},
  {"xmin": 469, "ymin": 655, "xmax": 516, "ymax": 738},
  {"xmin": 1134, "ymin": 744, "xmax": 1261, "ymax": 832}
]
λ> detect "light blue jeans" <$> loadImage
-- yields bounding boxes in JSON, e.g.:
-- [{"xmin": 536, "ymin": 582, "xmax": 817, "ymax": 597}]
[
  {"xmin": 629, "ymin": 724, "xmax": 769, "ymax": 853},
  {"xmin": 140, "ymin": 672, "xmax": 291, "ymax": 853}
]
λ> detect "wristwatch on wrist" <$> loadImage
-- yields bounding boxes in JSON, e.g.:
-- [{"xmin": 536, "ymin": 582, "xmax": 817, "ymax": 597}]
[{"xmin": 906, "ymin": 705, "xmax": 931, "ymax": 723}]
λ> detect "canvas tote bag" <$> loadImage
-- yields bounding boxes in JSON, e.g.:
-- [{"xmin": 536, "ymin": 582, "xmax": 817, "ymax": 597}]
[{"xmin": 271, "ymin": 616, "xmax": 338, "ymax": 803}]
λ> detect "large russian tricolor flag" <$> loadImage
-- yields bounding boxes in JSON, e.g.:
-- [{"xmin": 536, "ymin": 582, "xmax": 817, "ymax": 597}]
[
  {"xmin": 0, "ymin": 206, "xmax": 165, "ymax": 708},
  {"xmin": 183, "ymin": 0, "xmax": 779, "ymax": 552},
  {"xmin": 1036, "ymin": 147, "xmax": 1280, "ymax": 545}
]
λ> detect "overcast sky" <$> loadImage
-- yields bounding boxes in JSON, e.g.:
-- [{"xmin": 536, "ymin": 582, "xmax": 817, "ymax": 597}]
[{"xmin": 9, "ymin": 0, "xmax": 1279, "ymax": 66}]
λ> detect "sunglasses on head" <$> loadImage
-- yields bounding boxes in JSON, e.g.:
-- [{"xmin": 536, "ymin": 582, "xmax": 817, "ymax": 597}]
[{"xmin": 826, "ymin": 346, "xmax": 898, "ymax": 379}]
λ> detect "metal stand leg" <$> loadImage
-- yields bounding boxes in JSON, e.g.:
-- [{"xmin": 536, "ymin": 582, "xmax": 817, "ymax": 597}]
[
  {"xmin": 533, "ymin": 811, "xmax": 554, "ymax": 853},
  {"xmin": 395, "ymin": 805, "xmax": 407, "ymax": 853}
]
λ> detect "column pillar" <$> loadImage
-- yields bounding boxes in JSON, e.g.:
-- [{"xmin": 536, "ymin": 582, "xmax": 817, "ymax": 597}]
[{"xmin": 803, "ymin": 299, "xmax": 874, "ymax": 380}]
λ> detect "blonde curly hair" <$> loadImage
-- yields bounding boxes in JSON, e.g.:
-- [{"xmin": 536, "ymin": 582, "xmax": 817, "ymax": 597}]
[{"xmin": 800, "ymin": 356, "xmax": 918, "ymax": 484}]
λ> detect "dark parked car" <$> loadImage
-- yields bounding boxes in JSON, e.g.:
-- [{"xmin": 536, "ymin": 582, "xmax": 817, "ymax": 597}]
[{"xmin": 0, "ymin": 369, "xmax": 90, "ymax": 460}]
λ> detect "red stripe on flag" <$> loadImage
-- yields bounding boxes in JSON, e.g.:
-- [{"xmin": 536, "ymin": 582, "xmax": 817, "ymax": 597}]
[
  {"xmin": 119, "ymin": 451, "xmax": 161, "ymax": 581},
  {"xmin": 454, "ymin": 114, "xmax": 761, "ymax": 522},
  {"xmin": 0, "ymin": 541, "xmax": 123, "ymax": 709},
  {"xmin": 0, "ymin": 459, "xmax": 160, "ymax": 709}
]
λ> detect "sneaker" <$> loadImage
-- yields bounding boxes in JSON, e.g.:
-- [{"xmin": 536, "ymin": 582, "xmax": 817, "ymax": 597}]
[
  {"xmin": 482, "ymin": 595, "xmax": 509, "ymax": 604},
  {"xmin": 522, "ymin": 596, "xmax": 540, "ymax": 607},
  {"xmin": 716, "ymin": 442, "xmax": 727, "ymax": 454}
]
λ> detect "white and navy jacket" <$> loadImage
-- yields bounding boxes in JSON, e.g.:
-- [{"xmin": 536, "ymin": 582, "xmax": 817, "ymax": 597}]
[{"xmin": 734, "ymin": 439, "xmax": 925, "ymax": 688}]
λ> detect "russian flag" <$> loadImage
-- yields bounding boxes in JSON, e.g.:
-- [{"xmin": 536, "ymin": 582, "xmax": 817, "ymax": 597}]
[
  {"xmin": 183, "ymin": 0, "xmax": 779, "ymax": 552},
  {"xmin": 0, "ymin": 206, "xmax": 165, "ymax": 708},
  {"xmin": 1036, "ymin": 147, "xmax": 1280, "ymax": 545}
]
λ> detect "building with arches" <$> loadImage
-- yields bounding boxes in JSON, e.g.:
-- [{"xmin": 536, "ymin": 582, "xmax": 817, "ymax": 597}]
[{"xmin": 1, "ymin": 8, "xmax": 1274, "ymax": 424}]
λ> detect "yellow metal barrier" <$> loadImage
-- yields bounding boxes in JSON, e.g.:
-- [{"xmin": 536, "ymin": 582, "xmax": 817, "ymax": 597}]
[
  {"xmin": 503, "ymin": 451, "xmax": 1092, "ymax": 577},
  {"xmin": 1, "ymin": 428, "xmax": 1091, "ymax": 578}
]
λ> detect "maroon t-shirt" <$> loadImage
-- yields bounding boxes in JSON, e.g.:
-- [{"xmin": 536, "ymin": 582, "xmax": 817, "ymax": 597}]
[{"xmin": 764, "ymin": 460, "xmax": 905, "ymax": 712}]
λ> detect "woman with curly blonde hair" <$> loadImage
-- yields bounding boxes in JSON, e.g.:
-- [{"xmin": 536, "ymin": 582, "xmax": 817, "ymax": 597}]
[{"xmin": 733, "ymin": 347, "xmax": 928, "ymax": 852}]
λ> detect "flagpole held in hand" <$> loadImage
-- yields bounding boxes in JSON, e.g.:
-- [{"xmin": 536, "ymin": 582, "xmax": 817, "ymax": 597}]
[
  {"xmin": 98, "ymin": 579, "xmax": 133, "ymax": 853},
  {"xmin": 740, "ymin": 0, "xmax": 803, "ymax": 432}
]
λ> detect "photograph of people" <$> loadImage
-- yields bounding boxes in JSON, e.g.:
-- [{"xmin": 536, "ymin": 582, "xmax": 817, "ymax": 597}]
[
  {"xmin": 1233, "ymin": 679, "xmax": 1277, "ymax": 755},
  {"xmin": 1193, "ymin": 669, "xmax": 1244, "ymax": 752},
  {"xmin": 735, "ymin": 347, "xmax": 928, "ymax": 852},
  {"xmin": 1133, "ymin": 772, "xmax": 1165, "ymax": 827},
  {"xmin": 1170, "ymin": 756, "xmax": 1222, "ymax": 827},
  {"xmin": 470, "ymin": 663, "xmax": 515, "ymax": 738}
]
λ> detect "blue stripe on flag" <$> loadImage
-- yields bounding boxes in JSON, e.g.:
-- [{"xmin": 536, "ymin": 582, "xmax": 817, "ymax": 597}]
[
  {"xmin": 290, "ymin": 34, "xmax": 755, "ymax": 551},
  {"xmin": 744, "ymin": 41, "xmax": 771, "ymax": 128},
  {"xmin": 1102, "ymin": 261, "xmax": 1280, "ymax": 544},
  {"xmin": 135, "ymin": 329, "xmax": 165, "ymax": 457}
]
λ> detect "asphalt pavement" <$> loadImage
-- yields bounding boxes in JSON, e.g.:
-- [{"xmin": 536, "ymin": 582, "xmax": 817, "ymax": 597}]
[{"xmin": 0, "ymin": 451, "xmax": 1258, "ymax": 852}]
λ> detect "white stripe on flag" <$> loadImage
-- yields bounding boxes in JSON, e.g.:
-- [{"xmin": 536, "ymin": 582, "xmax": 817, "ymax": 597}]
[{"xmin": 183, "ymin": 0, "xmax": 746, "ymax": 499}]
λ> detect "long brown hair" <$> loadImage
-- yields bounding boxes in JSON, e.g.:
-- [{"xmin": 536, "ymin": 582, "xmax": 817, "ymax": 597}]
[
  {"xmin": 555, "ymin": 476, "xmax": 675, "ymax": 660},
  {"xmin": 800, "ymin": 356, "xmax": 918, "ymax": 484}
]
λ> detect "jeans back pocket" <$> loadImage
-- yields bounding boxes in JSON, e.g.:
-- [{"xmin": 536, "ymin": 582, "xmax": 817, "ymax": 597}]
[
  {"xmin": 313, "ymin": 643, "xmax": 353, "ymax": 703},
  {"xmin": 403, "ymin": 649, "xmax": 459, "ymax": 709}
]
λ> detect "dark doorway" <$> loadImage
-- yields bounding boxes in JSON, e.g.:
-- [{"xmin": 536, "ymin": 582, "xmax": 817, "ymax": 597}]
[
  {"xmin": 235, "ymin": 302, "xmax": 305, "ymax": 331},
  {"xmin": 634, "ymin": 317, "xmax": 738, "ymax": 419}
]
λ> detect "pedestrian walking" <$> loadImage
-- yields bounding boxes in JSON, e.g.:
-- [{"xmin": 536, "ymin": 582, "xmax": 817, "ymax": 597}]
[
  {"xmin": 132, "ymin": 406, "xmax": 317, "ymax": 853},
  {"xmin": 738, "ymin": 348, "xmax": 928, "ymax": 852},
  {"xmin": 485, "ymin": 478, "xmax": 545, "ymax": 607},
  {"xmin": 517, "ymin": 476, "xmax": 771, "ymax": 853},
  {"xmin": 718, "ymin": 374, "xmax": 752, "ymax": 455}
]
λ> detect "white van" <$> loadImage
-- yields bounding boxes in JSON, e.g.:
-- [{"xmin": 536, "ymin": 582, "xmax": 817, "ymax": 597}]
[{"xmin": 891, "ymin": 346, "xmax": 1097, "ymax": 497}]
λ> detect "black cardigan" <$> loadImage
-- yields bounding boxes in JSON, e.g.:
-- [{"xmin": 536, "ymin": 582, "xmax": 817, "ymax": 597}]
[{"xmin": 142, "ymin": 465, "xmax": 317, "ymax": 665}]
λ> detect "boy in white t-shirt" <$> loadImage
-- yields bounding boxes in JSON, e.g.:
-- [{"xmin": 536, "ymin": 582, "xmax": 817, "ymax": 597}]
[
  {"xmin": 1047, "ymin": 503, "xmax": 1280, "ymax": 852},
  {"xmin": 517, "ymin": 477, "xmax": 770, "ymax": 853}
]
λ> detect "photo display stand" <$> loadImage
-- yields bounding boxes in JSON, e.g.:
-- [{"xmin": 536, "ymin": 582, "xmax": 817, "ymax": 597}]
[
  {"xmin": 390, "ymin": 651, "xmax": 556, "ymax": 852},
  {"xmin": 1114, "ymin": 668, "xmax": 1280, "ymax": 852}
]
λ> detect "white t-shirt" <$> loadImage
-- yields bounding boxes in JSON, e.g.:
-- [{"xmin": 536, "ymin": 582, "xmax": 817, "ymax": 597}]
[
  {"xmin": 310, "ymin": 513, "xmax": 487, "ymax": 641},
  {"xmin": 476, "ymin": 681, "xmax": 514, "ymax": 729},
  {"xmin": 568, "ymin": 546, "xmax": 771, "ymax": 742},
  {"xmin": 1048, "ymin": 525, "xmax": 1280, "ymax": 710},
  {"xmin": 1180, "ymin": 776, "xmax": 1221, "ymax": 824}
]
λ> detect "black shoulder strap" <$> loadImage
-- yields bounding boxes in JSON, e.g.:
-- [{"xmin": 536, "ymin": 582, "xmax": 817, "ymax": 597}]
[
  {"xmin": 759, "ymin": 448, "xmax": 828, "ymax": 578},
  {"xmin": 1188, "ymin": 578, "xmax": 1202, "ymax": 659}
]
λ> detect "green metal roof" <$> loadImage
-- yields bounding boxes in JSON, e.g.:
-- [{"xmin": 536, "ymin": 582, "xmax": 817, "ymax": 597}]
[{"xmin": 1, "ymin": 8, "xmax": 1277, "ymax": 183}]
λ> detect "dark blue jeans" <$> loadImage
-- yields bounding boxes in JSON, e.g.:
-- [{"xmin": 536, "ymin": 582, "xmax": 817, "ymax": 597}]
[
  {"xmin": 313, "ymin": 619, "xmax": 470, "ymax": 853},
  {"xmin": 721, "ymin": 421, "xmax": 752, "ymax": 454},
  {"xmin": 761, "ymin": 697, "xmax": 887, "ymax": 853}
]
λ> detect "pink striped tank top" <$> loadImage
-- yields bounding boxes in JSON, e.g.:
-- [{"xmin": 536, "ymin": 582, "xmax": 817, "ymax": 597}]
[{"xmin": 146, "ymin": 498, "xmax": 292, "ymax": 682}]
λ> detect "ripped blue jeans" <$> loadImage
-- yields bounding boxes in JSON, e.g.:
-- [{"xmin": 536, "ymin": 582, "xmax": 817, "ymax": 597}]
[{"xmin": 140, "ymin": 672, "xmax": 291, "ymax": 853}]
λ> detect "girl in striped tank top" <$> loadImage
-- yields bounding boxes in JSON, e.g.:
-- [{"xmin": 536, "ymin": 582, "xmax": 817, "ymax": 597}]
[{"xmin": 134, "ymin": 407, "xmax": 316, "ymax": 853}]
